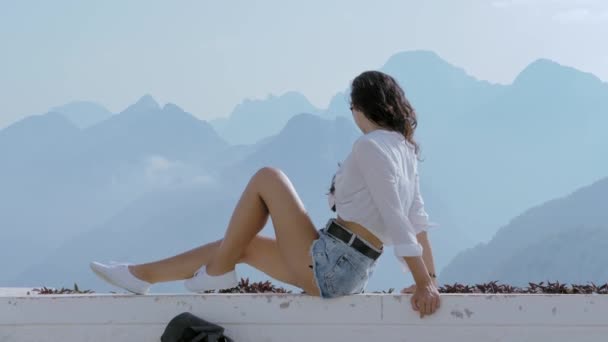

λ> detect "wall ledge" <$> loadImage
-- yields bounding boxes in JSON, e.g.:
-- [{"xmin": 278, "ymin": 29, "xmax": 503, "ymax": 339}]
[{"xmin": 1, "ymin": 291, "xmax": 607, "ymax": 341}]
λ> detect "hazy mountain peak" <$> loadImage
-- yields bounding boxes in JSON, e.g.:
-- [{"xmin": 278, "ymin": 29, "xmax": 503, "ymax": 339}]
[
  {"xmin": 381, "ymin": 49, "xmax": 483, "ymax": 89},
  {"xmin": 50, "ymin": 101, "xmax": 112, "ymax": 129},
  {"xmin": 51, "ymin": 101, "xmax": 110, "ymax": 114},
  {"xmin": 279, "ymin": 112, "xmax": 322, "ymax": 135},
  {"xmin": 210, "ymin": 91, "xmax": 321, "ymax": 145},
  {"xmin": 162, "ymin": 102, "xmax": 184, "ymax": 113},
  {"xmin": 0, "ymin": 111, "xmax": 79, "ymax": 159},
  {"xmin": 385, "ymin": 50, "xmax": 443, "ymax": 64},
  {"xmin": 513, "ymin": 58, "xmax": 603, "ymax": 86},
  {"xmin": 529, "ymin": 58, "xmax": 559, "ymax": 67},
  {"xmin": 275, "ymin": 91, "xmax": 309, "ymax": 100},
  {"xmin": 1, "ymin": 111, "xmax": 77, "ymax": 135},
  {"xmin": 514, "ymin": 58, "xmax": 564, "ymax": 82},
  {"xmin": 232, "ymin": 91, "xmax": 314, "ymax": 114},
  {"xmin": 132, "ymin": 94, "xmax": 160, "ymax": 111},
  {"xmin": 383, "ymin": 50, "xmax": 458, "ymax": 73}
]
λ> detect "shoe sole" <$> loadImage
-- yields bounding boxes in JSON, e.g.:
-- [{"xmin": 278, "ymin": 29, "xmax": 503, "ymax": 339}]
[{"xmin": 89, "ymin": 262, "xmax": 146, "ymax": 295}]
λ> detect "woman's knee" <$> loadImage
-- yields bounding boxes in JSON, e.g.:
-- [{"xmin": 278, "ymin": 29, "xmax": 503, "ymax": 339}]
[{"xmin": 253, "ymin": 166, "xmax": 285, "ymax": 184}]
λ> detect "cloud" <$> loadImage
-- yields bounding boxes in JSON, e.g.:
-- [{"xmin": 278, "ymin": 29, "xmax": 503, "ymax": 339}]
[
  {"xmin": 552, "ymin": 8, "xmax": 608, "ymax": 23},
  {"xmin": 492, "ymin": 0, "xmax": 608, "ymax": 9},
  {"xmin": 552, "ymin": 8, "xmax": 591, "ymax": 23},
  {"xmin": 143, "ymin": 155, "xmax": 214, "ymax": 188},
  {"xmin": 492, "ymin": 1, "xmax": 511, "ymax": 8},
  {"xmin": 144, "ymin": 155, "xmax": 174, "ymax": 173},
  {"xmin": 492, "ymin": 0, "xmax": 608, "ymax": 23},
  {"xmin": 491, "ymin": 0, "xmax": 527, "ymax": 8}
]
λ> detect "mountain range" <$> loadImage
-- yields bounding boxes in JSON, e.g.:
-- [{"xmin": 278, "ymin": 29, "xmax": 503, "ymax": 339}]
[{"xmin": 1, "ymin": 50, "xmax": 606, "ymax": 291}]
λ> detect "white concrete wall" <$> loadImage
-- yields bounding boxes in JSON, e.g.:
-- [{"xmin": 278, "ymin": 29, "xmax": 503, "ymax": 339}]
[{"xmin": 1, "ymin": 292, "xmax": 607, "ymax": 342}]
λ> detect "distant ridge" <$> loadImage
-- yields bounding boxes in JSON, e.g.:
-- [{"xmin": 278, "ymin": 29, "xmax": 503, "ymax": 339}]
[
  {"xmin": 51, "ymin": 101, "xmax": 113, "ymax": 129},
  {"xmin": 440, "ymin": 176, "xmax": 608, "ymax": 286},
  {"xmin": 210, "ymin": 91, "xmax": 321, "ymax": 145}
]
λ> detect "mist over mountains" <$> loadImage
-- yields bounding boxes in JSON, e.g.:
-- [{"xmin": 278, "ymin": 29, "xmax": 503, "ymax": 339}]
[{"xmin": 2, "ymin": 50, "xmax": 606, "ymax": 291}]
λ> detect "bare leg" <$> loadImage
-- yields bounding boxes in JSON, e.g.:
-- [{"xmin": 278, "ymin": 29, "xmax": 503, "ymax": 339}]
[
  {"xmin": 131, "ymin": 167, "xmax": 320, "ymax": 295},
  {"xmin": 130, "ymin": 239, "xmax": 223, "ymax": 284},
  {"xmin": 206, "ymin": 167, "xmax": 321, "ymax": 295},
  {"xmin": 131, "ymin": 235, "xmax": 298, "ymax": 287}
]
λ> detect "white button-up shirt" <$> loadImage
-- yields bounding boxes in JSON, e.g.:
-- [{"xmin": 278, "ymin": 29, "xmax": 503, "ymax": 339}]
[{"xmin": 328, "ymin": 129, "xmax": 434, "ymax": 274}]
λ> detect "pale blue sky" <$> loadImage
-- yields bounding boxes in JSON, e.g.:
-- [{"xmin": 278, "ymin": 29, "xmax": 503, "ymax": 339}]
[{"xmin": 1, "ymin": 0, "xmax": 607, "ymax": 128}]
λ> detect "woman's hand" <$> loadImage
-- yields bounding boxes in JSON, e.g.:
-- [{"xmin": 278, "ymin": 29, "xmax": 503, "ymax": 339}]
[
  {"xmin": 401, "ymin": 284, "xmax": 417, "ymax": 293},
  {"xmin": 400, "ymin": 278, "xmax": 438, "ymax": 293},
  {"xmin": 407, "ymin": 282, "xmax": 441, "ymax": 318}
]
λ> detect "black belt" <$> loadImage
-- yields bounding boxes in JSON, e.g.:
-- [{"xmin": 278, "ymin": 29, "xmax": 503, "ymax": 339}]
[{"xmin": 325, "ymin": 219, "xmax": 382, "ymax": 261}]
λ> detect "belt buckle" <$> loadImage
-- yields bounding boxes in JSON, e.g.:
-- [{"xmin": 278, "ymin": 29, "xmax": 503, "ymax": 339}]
[
  {"xmin": 331, "ymin": 219, "xmax": 356, "ymax": 246},
  {"xmin": 346, "ymin": 230, "xmax": 356, "ymax": 246}
]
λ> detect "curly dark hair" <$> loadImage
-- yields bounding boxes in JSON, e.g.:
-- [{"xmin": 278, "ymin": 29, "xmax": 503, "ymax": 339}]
[
  {"xmin": 350, "ymin": 70, "xmax": 420, "ymax": 155},
  {"xmin": 327, "ymin": 71, "xmax": 421, "ymax": 207}
]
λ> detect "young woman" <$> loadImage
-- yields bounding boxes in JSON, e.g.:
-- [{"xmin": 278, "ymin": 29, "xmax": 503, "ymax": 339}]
[{"xmin": 91, "ymin": 70, "xmax": 441, "ymax": 318}]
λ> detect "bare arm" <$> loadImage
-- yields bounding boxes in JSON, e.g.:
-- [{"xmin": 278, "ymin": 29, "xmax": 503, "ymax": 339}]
[
  {"xmin": 402, "ymin": 255, "xmax": 433, "ymax": 286},
  {"xmin": 417, "ymin": 231, "xmax": 437, "ymax": 281},
  {"xmin": 403, "ymin": 231, "xmax": 441, "ymax": 318},
  {"xmin": 402, "ymin": 231, "xmax": 438, "ymax": 288},
  {"xmin": 405, "ymin": 159, "xmax": 437, "ymax": 285},
  {"xmin": 401, "ymin": 152, "xmax": 440, "ymax": 317}
]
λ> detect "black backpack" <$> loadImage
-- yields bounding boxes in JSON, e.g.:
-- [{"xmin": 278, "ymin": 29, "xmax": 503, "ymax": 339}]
[{"xmin": 161, "ymin": 312, "xmax": 235, "ymax": 342}]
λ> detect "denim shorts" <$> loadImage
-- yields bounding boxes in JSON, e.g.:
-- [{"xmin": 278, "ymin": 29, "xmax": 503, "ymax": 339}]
[{"xmin": 308, "ymin": 220, "xmax": 380, "ymax": 299}]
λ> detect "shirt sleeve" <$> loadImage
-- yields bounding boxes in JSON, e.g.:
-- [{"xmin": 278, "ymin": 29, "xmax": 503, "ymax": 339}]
[
  {"xmin": 408, "ymin": 163, "xmax": 433, "ymax": 234},
  {"xmin": 352, "ymin": 138, "xmax": 424, "ymax": 262}
]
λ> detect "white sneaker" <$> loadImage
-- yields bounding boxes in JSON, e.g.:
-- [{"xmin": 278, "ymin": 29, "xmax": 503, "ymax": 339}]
[
  {"xmin": 184, "ymin": 265, "xmax": 239, "ymax": 293},
  {"xmin": 89, "ymin": 261, "xmax": 151, "ymax": 295}
]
